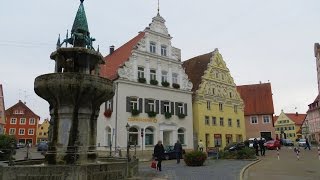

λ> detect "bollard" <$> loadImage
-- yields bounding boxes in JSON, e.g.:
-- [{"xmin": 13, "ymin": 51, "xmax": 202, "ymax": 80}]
[
  {"xmin": 277, "ymin": 147, "xmax": 280, "ymax": 160},
  {"xmin": 318, "ymin": 146, "xmax": 320, "ymax": 160},
  {"xmin": 296, "ymin": 148, "xmax": 300, "ymax": 160}
]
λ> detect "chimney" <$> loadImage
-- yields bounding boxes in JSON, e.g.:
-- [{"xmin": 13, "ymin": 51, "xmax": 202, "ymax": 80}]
[{"xmin": 109, "ymin": 45, "xmax": 115, "ymax": 55}]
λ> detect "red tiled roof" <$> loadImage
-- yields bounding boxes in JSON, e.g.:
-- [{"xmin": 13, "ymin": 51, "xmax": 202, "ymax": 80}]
[
  {"xmin": 285, "ymin": 113, "xmax": 306, "ymax": 125},
  {"xmin": 237, "ymin": 83, "xmax": 274, "ymax": 115},
  {"xmin": 5, "ymin": 100, "xmax": 40, "ymax": 118},
  {"xmin": 182, "ymin": 52, "xmax": 213, "ymax": 92},
  {"xmin": 100, "ymin": 32, "xmax": 145, "ymax": 80}
]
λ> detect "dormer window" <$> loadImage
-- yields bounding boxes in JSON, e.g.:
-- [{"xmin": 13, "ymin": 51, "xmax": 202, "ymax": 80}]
[
  {"xmin": 150, "ymin": 42, "xmax": 156, "ymax": 53},
  {"xmin": 161, "ymin": 45, "xmax": 167, "ymax": 56}
]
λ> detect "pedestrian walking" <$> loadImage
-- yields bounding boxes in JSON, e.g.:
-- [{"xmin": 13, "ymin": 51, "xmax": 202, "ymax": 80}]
[
  {"xmin": 304, "ymin": 138, "xmax": 311, "ymax": 150},
  {"xmin": 153, "ymin": 140, "xmax": 164, "ymax": 171},
  {"xmin": 259, "ymin": 138, "xmax": 266, "ymax": 156},
  {"xmin": 198, "ymin": 140, "xmax": 204, "ymax": 152},
  {"xmin": 174, "ymin": 140, "xmax": 183, "ymax": 164},
  {"xmin": 253, "ymin": 138, "xmax": 259, "ymax": 156}
]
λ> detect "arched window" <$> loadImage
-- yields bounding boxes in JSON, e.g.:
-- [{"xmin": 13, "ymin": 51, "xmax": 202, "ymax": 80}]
[
  {"xmin": 145, "ymin": 127, "xmax": 154, "ymax": 145},
  {"xmin": 105, "ymin": 127, "xmax": 112, "ymax": 146},
  {"xmin": 129, "ymin": 127, "xmax": 139, "ymax": 145},
  {"xmin": 178, "ymin": 128, "xmax": 185, "ymax": 145}
]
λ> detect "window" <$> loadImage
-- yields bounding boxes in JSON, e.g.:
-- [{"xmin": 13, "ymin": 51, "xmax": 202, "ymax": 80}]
[
  {"xmin": 150, "ymin": 42, "xmax": 156, "ymax": 53},
  {"xmin": 288, "ymin": 126, "xmax": 291, "ymax": 130},
  {"xmin": 212, "ymin": 88, "xmax": 215, "ymax": 95},
  {"xmin": 214, "ymin": 134, "xmax": 222, "ymax": 147},
  {"xmin": 105, "ymin": 127, "xmax": 112, "ymax": 146},
  {"xmin": 178, "ymin": 128, "xmax": 185, "ymax": 144},
  {"xmin": 178, "ymin": 103, "xmax": 184, "ymax": 114},
  {"xmin": 130, "ymin": 97, "xmax": 139, "ymax": 110},
  {"xmin": 228, "ymin": 118, "xmax": 232, "ymax": 127},
  {"xmin": 39, "ymin": 132, "xmax": 42, "ymax": 136},
  {"xmin": 161, "ymin": 71, "xmax": 168, "ymax": 82},
  {"xmin": 29, "ymin": 118, "xmax": 35, "ymax": 125},
  {"xmin": 229, "ymin": 92, "xmax": 232, "ymax": 98},
  {"xmin": 284, "ymin": 127, "xmax": 287, "ymax": 130},
  {"xmin": 20, "ymin": 118, "xmax": 26, "ymax": 124},
  {"xmin": 207, "ymin": 101, "xmax": 211, "ymax": 110},
  {"xmin": 172, "ymin": 73, "xmax": 178, "ymax": 84},
  {"xmin": 164, "ymin": 101, "xmax": 170, "ymax": 113},
  {"xmin": 219, "ymin": 103, "xmax": 223, "ymax": 111},
  {"xmin": 129, "ymin": 127, "xmax": 138, "ymax": 145},
  {"xmin": 19, "ymin": 110, "xmax": 24, "ymax": 114},
  {"xmin": 161, "ymin": 45, "xmax": 167, "ymax": 56},
  {"xmin": 148, "ymin": 99, "xmax": 156, "ymax": 112},
  {"xmin": 28, "ymin": 129, "xmax": 34, "ymax": 135},
  {"xmin": 212, "ymin": 117, "xmax": 216, "ymax": 126},
  {"xmin": 263, "ymin": 115, "xmax": 270, "ymax": 123},
  {"xmin": 138, "ymin": 67, "xmax": 145, "ymax": 79},
  {"xmin": 10, "ymin": 118, "xmax": 17, "ymax": 124},
  {"xmin": 292, "ymin": 126, "xmax": 295, "ymax": 130},
  {"xmin": 220, "ymin": 117, "xmax": 224, "ymax": 126},
  {"xmin": 41, "ymin": 127, "xmax": 43, "ymax": 130},
  {"xmin": 234, "ymin": 105, "xmax": 238, "ymax": 113},
  {"xmin": 9, "ymin": 128, "xmax": 15, "ymax": 135},
  {"xmin": 150, "ymin": 69, "xmax": 156, "ymax": 80},
  {"xmin": 145, "ymin": 127, "xmax": 154, "ymax": 145},
  {"xmin": 205, "ymin": 116, "xmax": 210, "ymax": 125},
  {"xmin": 237, "ymin": 119, "xmax": 240, "ymax": 127},
  {"xmin": 236, "ymin": 134, "xmax": 243, "ymax": 143},
  {"xmin": 19, "ymin": 128, "xmax": 25, "ymax": 135},
  {"xmin": 250, "ymin": 116, "xmax": 258, "ymax": 124},
  {"xmin": 44, "ymin": 132, "xmax": 47, "ymax": 136},
  {"xmin": 14, "ymin": 110, "xmax": 19, "ymax": 114},
  {"xmin": 226, "ymin": 134, "xmax": 232, "ymax": 144}
]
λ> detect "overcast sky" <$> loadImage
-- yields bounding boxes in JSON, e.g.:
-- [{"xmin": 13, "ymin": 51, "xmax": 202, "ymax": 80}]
[{"xmin": 0, "ymin": 0, "xmax": 319, "ymax": 120}]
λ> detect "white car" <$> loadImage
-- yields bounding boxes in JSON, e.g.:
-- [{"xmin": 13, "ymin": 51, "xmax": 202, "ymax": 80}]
[
  {"xmin": 248, "ymin": 137, "xmax": 266, "ymax": 148},
  {"xmin": 298, "ymin": 139, "xmax": 306, "ymax": 147}
]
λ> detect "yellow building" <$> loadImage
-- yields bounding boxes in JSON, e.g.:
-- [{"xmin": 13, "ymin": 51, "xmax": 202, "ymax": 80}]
[
  {"xmin": 274, "ymin": 111, "xmax": 306, "ymax": 142},
  {"xmin": 183, "ymin": 49, "xmax": 246, "ymax": 150},
  {"xmin": 37, "ymin": 119, "xmax": 49, "ymax": 143}
]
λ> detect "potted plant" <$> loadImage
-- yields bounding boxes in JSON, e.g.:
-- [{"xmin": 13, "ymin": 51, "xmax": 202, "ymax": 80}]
[
  {"xmin": 178, "ymin": 113, "xmax": 185, "ymax": 119},
  {"xmin": 164, "ymin": 112, "xmax": 172, "ymax": 119},
  {"xmin": 104, "ymin": 109, "xmax": 112, "ymax": 118},
  {"xmin": 131, "ymin": 109, "xmax": 140, "ymax": 116},
  {"xmin": 150, "ymin": 79, "xmax": 158, "ymax": 85},
  {"xmin": 161, "ymin": 81, "xmax": 170, "ymax": 87},
  {"xmin": 184, "ymin": 151, "xmax": 207, "ymax": 166},
  {"xmin": 138, "ymin": 77, "xmax": 146, "ymax": 83},
  {"xmin": 147, "ymin": 111, "xmax": 157, "ymax": 118},
  {"xmin": 172, "ymin": 83, "xmax": 180, "ymax": 89}
]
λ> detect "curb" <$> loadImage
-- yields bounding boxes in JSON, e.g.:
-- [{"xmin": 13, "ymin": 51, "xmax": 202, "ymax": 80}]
[{"xmin": 239, "ymin": 159, "xmax": 261, "ymax": 180}]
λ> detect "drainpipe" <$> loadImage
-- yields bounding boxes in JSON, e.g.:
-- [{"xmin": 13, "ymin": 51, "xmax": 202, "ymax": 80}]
[{"xmin": 114, "ymin": 82, "xmax": 119, "ymax": 153}]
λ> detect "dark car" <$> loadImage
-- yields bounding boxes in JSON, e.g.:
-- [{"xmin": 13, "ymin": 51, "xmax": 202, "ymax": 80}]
[
  {"xmin": 163, "ymin": 145, "xmax": 186, "ymax": 160},
  {"xmin": 224, "ymin": 142, "xmax": 245, "ymax": 152},
  {"xmin": 37, "ymin": 142, "xmax": 48, "ymax": 151}
]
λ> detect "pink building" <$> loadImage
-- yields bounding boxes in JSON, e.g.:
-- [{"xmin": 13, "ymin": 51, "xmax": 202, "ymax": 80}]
[{"xmin": 237, "ymin": 83, "xmax": 275, "ymax": 140}]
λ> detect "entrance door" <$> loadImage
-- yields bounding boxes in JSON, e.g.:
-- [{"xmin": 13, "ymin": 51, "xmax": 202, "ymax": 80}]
[
  {"xmin": 260, "ymin": 132, "xmax": 272, "ymax": 140},
  {"xmin": 163, "ymin": 131, "xmax": 171, "ymax": 146}
]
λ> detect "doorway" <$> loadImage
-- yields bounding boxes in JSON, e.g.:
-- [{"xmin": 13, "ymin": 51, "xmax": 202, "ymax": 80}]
[{"xmin": 163, "ymin": 131, "xmax": 171, "ymax": 146}]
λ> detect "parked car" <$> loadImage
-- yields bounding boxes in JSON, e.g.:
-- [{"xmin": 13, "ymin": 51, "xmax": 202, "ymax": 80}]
[
  {"xmin": 298, "ymin": 139, "xmax": 306, "ymax": 147},
  {"xmin": 154, "ymin": 145, "xmax": 186, "ymax": 160},
  {"xmin": 16, "ymin": 143, "xmax": 26, "ymax": 149},
  {"xmin": 224, "ymin": 142, "xmax": 245, "ymax": 152},
  {"xmin": 37, "ymin": 142, "xmax": 48, "ymax": 151},
  {"xmin": 282, "ymin": 139, "xmax": 294, "ymax": 146},
  {"xmin": 264, "ymin": 140, "xmax": 281, "ymax": 150},
  {"xmin": 248, "ymin": 138, "xmax": 266, "ymax": 148}
]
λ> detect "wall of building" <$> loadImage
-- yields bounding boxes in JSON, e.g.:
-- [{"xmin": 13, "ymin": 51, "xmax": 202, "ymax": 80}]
[
  {"xmin": 37, "ymin": 119, "xmax": 49, "ymax": 143},
  {"xmin": 245, "ymin": 115, "xmax": 275, "ymax": 139}
]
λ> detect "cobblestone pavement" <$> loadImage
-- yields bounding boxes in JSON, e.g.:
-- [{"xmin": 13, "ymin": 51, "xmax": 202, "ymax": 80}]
[
  {"xmin": 137, "ymin": 159, "xmax": 252, "ymax": 180},
  {"xmin": 244, "ymin": 146, "xmax": 320, "ymax": 180}
]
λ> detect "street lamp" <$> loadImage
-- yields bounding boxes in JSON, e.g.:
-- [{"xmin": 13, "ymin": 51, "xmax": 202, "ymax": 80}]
[{"xmin": 126, "ymin": 123, "xmax": 130, "ymax": 162}]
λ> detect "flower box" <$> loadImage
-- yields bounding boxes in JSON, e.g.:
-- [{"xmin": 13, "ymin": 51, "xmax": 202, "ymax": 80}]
[
  {"xmin": 150, "ymin": 79, "xmax": 158, "ymax": 85},
  {"xmin": 131, "ymin": 109, "xmax": 140, "ymax": 116},
  {"xmin": 178, "ymin": 114, "xmax": 185, "ymax": 119},
  {"xmin": 161, "ymin": 81, "xmax": 170, "ymax": 87},
  {"xmin": 164, "ymin": 112, "xmax": 172, "ymax": 119},
  {"xmin": 104, "ymin": 109, "xmax": 112, "ymax": 118},
  {"xmin": 138, "ymin": 77, "xmax": 146, "ymax": 83},
  {"xmin": 172, "ymin": 83, "xmax": 180, "ymax": 89},
  {"xmin": 147, "ymin": 111, "xmax": 157, "ymax": 118}
]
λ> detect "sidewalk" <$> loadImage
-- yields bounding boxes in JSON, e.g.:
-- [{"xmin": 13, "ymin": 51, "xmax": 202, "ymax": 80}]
[{"xmin": 244, "ymin": 147, "xmax": 320, "ymax": 180}]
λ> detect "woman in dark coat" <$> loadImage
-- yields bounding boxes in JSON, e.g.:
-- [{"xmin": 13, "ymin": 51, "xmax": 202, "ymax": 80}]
[{"xmin": 154, "ymin": 140, "xmax": 165, "ymax": 171}]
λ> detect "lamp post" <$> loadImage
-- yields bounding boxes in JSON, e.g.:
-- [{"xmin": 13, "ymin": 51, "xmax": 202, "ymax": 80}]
[{"xmin": 126, "ymin": 123, "xmax": 130, "ymax": 162}]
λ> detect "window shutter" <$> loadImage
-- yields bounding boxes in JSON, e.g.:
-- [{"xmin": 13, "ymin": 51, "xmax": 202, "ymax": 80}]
[
  {"xmin": 110, "ymin": 99, "xmax": 113, "ymax": 111},
  {"xmin": 156, "ymin": 100, "xmax": 159, "ymax": 114},
  {"xmin": 126, "ymin": 97, "xmax": 131, "ymax": 112},
  {"xmin": 145, "ymin": 99, "xmax": 149, "ymax": 113},
  {"xmin": 171, "ymin": 102, "xmax": 174, "ymax": 114},
  {"xmin": 161, "ymin": 101, "xmax": 164, "ymax": 114},
  {"xmin": 139, "ymin": 98, "xmax": 143, "ymax": 113},
  {"xmin": 184, "ymin": 103, "xmax": 188, "ymax": 116},
  {"xmin": 175, "ymin": 102, "xmax": 179, "ymax": 115}
]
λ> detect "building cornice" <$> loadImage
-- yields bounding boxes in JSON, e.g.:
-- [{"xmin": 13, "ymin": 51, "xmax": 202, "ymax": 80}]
[{"xmin": 133, "ymin": 49, "xmax": 181, "ymax": 64}]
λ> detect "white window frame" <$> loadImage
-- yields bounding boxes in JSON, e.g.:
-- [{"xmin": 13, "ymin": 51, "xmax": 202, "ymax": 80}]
[
  {"xmin": 205, "ymin": 116, "xmax": 210, "ymax": 125},
  {"xmin": 106, "ymin": 101, "xmax": 112, "ymax": 109},
  {"xmin": 9, "ymin": 128, "xmax": 15, "ymax": 135},
  {"xmin": 172, "ymin": 73, "xmax": 178, "ymax": 84},
  {"xmin": 207, "ymin": 101, "xmax": 211, "ymax": 110},
  {"xmin": 138, "ymin": 67, "xmax": 145, "ymax": 79},
  {"xmin": 220, "ymin": 117, "xmax": 224, "ymax": 126},
  {"xmin": 20, "ymin": 118, "xmax": 26, "ymax": 124},
  {"xmin": 178, "ymin": 103, "xmax": 184, "ymax": 114},
  {"xmin": 219, "ymin": 102, "xmax": 223, "ymax": 111},
  {"xmin": 18, "ymin": 128, "xmax": 25, "ymax": 135},
  {"xmin": 150, "ymin": 69, "xmax": 156, "ymax": 80},
  {"xmin": 234, "ymin": 105, "xmax": 238, "ymax": 113},
  {"xmin": 19, "ymin": 110, "xmax": 24, "ymax": 114},
  {"xmin": 29, "ymin": 118, "xmax": 35, "ymax": 125},
  {"xmin": 164, "ymin": 101, "xmax": 170, "ymax": 113},
  {"xmin": 130, "ymin": 97, "xmax": 139, "ymax": 110},
  {"xmin": 228, "ymin": 118, "xmax": 232, "ymax": 127},
  {"xmin": 150, "ymin": 42, "xmax": 156, "ymax": 53},
  {"xmin": 178, "ymin": 128, "xmax": 185, "ymax": 145},
  {"xmin": 10, "ymin": 118, "xmax": 17, "ymax": 124},
  {"xmin": 236, "ymin": 119, "xmax": 240, "ymax": 127},
  {"xmin": 212, "ymin": 117, "xmax": 216, "ymax": 126},
  {"xmin": 13, "ymin": 110, "xmax": 19, "ymax": 114},
  {"xmin": 161, "ymin": 71, "xmax": 168, "ymax": 82},
  {"xmin": 161, "ymin": 45, "xmax": 167, "ymax": 56},
  {"xmin": 250, "ymin": 116, "xmax": 258, "ymax": 124},
  {"xmin": 28, "ymin": 129, "xmax": 34, "ymax": 135},
  {"xmin": 148, "ymin": 99, "xmax": 156, "ymax": 112},
  {"xmin": 263, "ymin": 115, "xmax": 270, "ymax": 124}
]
